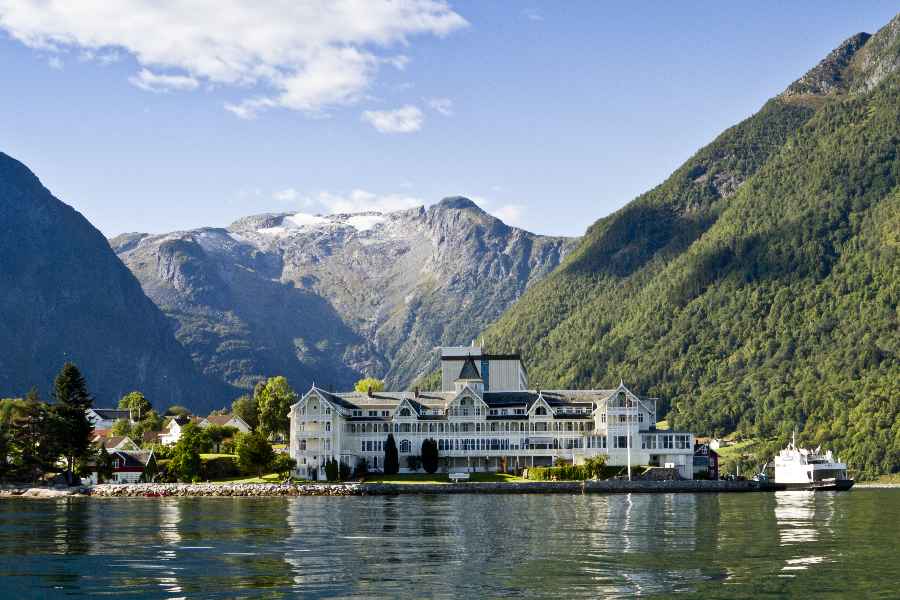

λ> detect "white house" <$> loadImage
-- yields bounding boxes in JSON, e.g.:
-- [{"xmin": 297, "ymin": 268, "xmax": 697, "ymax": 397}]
[
  {"xmin": 200, "ymin": 414, "xmax": 251, "ymax": 433},
  {"xmin": 159, "ymin": 415, "xmax": 199, "ymax": 445},
  {"xmin": 289, "ymin": 348, "xmax": 695, "ymax": 480},
  {"xmin": 86, "ymin": 408, "xmax": 134, "ymax": 430}
]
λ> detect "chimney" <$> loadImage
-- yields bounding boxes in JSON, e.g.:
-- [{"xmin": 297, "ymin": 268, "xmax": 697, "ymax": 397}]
[
  {"xmin": 367, "ymin": 387, "xmax": 373, "ymax": 398},
  {"xmin": 414, "ymin": 386, "xmax": 420, "ymax": 398}
]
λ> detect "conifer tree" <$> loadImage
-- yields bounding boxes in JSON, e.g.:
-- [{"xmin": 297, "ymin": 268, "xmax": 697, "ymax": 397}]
[
  {"xmin": 52, "ymin": 363, "xmax": 94, "ymax": 485},
  {"xmin": 421, "ymin": 438, "xmax": 439, "ymax": 474},
  {"xmin": 384, "ymin": 434, "xmax": 399, "ymax": 475}
]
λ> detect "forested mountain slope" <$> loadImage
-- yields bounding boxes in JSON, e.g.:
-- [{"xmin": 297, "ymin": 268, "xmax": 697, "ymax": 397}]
[{"xmin": 484, "ymin": 15, "xmax": 900, "ymax": 476}]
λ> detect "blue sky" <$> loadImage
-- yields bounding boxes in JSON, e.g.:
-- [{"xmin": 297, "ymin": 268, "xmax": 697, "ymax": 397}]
[{"xmin": 1, "ymin": 2, "xmax": 897, "ymax": 237}]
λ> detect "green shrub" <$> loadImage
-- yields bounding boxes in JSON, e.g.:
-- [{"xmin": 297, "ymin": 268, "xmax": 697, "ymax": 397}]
[
  {"xmin": 526, "ymin": 456, "xmax": 611, "ymax": 481},
  {"xmin": 324, "ymin": 458, "xmax": 339, "ymax": 481},
  {"xmin": 201, "ymin": 455, "xmax": 240, "ymax": 480}
]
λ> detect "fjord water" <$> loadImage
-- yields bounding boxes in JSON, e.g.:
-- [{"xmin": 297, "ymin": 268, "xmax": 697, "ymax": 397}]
[{"xmin": 1, "ymin": 491, "xmax": 898, "ymax": 599}]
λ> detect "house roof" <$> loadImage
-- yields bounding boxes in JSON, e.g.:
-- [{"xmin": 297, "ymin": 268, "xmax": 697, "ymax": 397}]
[
  {"xmin": 455, "ymin": 355, "xmax": 482, "ymax": 381},
  {"xmin": 302, "ymin": 385, "xmax": 637, "ymax": 422},
  {"xmin": 103, "ymin": 436, "xmax": 139, "ymax": 450},
  {"xmin": 112, "ymin": 450, "xmax": 153, "ymax": 468},
  {"xmin": 142, "ymin": 431, "xmax": 161, "ymax": 443},
  {"xmin": 91, "ymin": 409, "xmax": 132, "ymax": 420},
  {"xmin": 204, "ymin": 414, "xmax": 237, "ymax": 426}
]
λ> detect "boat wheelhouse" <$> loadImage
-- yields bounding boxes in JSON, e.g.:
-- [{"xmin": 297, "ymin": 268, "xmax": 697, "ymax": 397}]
[{"xmin": 773, "ymin": 435, "xmax": 854, "ymax": 491}]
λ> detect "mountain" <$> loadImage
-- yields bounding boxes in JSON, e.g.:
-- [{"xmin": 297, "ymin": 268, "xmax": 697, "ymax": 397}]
[
  {"xmin": 0, "ymin": 152, "xmax": 228, "ymax": 409},
  {"xmin": 483, "ymin": 15, "xmax": 900, "ymax": 476},
  {"xmin": 111, "ymin": 198, "xmax": 573, "ymax": 395}
]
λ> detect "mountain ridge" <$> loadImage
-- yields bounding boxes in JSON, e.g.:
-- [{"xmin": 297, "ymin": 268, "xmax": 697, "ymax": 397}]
[
  {"xmin": 481, "ymin": 14, "xmax": 900, "ymax": 476},
  {"xmin": 0, "ymin": 151, "xmax": 230, "ymax": 408},
  {"xmin": 112, "ymin": 197, "xmax": 574, "ymax": 404}
]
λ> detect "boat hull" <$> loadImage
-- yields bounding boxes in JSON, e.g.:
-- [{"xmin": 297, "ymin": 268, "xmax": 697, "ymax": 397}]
[{"xmin": 775, "ymin": 479, "xmax": 855, "ymax": 491}]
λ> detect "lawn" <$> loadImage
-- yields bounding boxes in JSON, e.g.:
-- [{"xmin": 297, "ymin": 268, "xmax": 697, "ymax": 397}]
[{"xmin": 364, "ymin": 472, "xmax": 526, "ymax": 484}]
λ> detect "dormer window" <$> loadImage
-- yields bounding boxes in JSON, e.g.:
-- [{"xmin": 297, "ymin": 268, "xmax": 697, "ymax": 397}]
[
  {"xmin": 399, "ymin": 408, "xmax": 411, "ymax": 417},
  {"xmin": 534, "ymin": 406, "xmax": 547, "ymax": 416}
]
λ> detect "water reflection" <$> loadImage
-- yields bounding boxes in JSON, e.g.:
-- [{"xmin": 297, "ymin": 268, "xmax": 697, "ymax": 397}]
[
  {"xmin": 0, "ymin": 491, "xmax": 897, "ymax": 599},
  {"xmin": 774, "ymin": 491, "xmax": 836, "ymax": 579}
]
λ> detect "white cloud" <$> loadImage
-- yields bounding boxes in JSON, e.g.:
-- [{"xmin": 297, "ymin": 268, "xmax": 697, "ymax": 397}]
[
  {"xmin": 0, "ymin": 1, "xmax": 468, "ymax": 116},
  {"xmin": 492, "ymin": 203, "xmax": 525, "ymax": 226},
  {"xmin": 427, "ymin": 97, "xmax": 454, "ymax": 116},
  {"xmin": 522, "ymin": 8, "xmax": 544, "ymax": 22},
  {"xmin": 272, "ymin": 188, "xmax": 299, "ymax": 202},
  {"xmin": 129, "ymin": 68, "xmax": 199, "ymax": 93},
  {"xmin": 361, "ymin": 105, "xmax": 424, "ymax": 133},
  {"xmin": 312, "ymin": 189, "xmax": 424, "ymax": 214},
  {"xmin": 46, "ymin": 55, "xmax": 63, "ymax": 70}
]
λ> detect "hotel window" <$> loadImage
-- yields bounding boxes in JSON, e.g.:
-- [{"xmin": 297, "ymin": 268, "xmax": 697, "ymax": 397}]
[
  {"xmin": 601, "ymin": 414, "xmax": 606, "ymax": 423},
  {"xmin": 382, "ymin": 410, "xmax": 389, "ymax": 417},
  {"xmin": 662, "ymin": 435, "xmax": 674, "ymax": 449},
  {"xmin": 501, "ymin": 408, "xmax": 508, "ymax": 415},
  {"xmin": 325, "ymin": 422, "xmax": 331, "ymax": 432},
  {"xmin": 614, "ymin": 435, "xmax": 628, "ymax": 449},
  {"xmin": 368, "ymin": 410, "xmax": 377, "ymax": 417},
  {"xmin": 352, "ymin": 410, "xmax": 362, "ymax": 417},
  {"xmin": 360, "ymin": 441, "xmax": 365, "ymax": 452},
  {"xmin": 534, "ymin": 406, "xmax": 547, "ymax": 416},
  {"xmin": 325, "ymin": 407, "xmax": 331, "ymax": 415},
  {"xmin": 400, "ymin": 408, "xmax": 411, "ymax": 417}
]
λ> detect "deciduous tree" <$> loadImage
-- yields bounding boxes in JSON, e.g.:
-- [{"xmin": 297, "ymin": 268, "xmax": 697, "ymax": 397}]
[
  {"xmin": 256, "ymin": 377, "xmax": 296, "ymax": 440},
  {"xmin": 235, "ymin": 431, "xmax": 275, "ymax": 477},
  {"xmin": 354, "ymin": 378, "xmax": 385, "ymax": 394},
  {"xmin": 231, "ymin": 394, "xmax": 259, "ymax": 431},
  {"xmin": 118, "ymin": 391, "xmax": 152, "ymax": 420}
]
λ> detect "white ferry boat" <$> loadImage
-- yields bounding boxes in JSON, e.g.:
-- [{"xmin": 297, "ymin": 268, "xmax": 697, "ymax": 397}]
[{"xmin": 773, "ymin": 434, "xmax": 854, "ymax": 491}]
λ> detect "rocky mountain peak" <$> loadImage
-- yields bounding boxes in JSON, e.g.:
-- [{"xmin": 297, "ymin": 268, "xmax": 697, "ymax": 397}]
[
  {"xmin": 781, "ymin": 32, "xmax": 871, "ymax": 98},
  {"xmin": 781, "ymin": 12, "xmax": 900, "ymax": 100},
  {"xmin": 115, "ymin": 197, "xmax": 575, "ymax": 397},
  {"xmin": 434, "ymin": 196, "xmax": 483, "ymax": 211}
]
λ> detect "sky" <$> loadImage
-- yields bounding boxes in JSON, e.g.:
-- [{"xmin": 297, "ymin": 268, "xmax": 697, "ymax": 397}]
[{"xmin": 0, "ymin": 1, "xmax": 898, "ymax": 238}]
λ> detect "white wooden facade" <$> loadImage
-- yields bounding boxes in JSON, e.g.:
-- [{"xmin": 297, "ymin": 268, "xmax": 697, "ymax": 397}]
[{"xmin": 289, "ymin": 354, "xmax": 694, "ymax": 480}]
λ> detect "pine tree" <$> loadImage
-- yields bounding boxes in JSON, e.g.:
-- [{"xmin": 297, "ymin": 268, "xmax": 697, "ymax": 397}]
[
  {"xmin": 52, "ymin": 363, "xmax": 94, "ymax": 485},
  {"xmin": 384, "ymin": 434, "xmax": 399, "ymax": 475}
]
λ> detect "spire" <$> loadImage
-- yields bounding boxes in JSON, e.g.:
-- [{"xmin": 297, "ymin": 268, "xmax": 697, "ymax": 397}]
[{"xmin": 455, "ymin": 355, "xmax": 481, "ymax": 381}]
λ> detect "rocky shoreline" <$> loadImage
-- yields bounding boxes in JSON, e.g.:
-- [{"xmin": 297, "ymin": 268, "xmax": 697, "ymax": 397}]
[{"xmin": 3, "ymin": 480, "xmax": 774, "ymax": 498}]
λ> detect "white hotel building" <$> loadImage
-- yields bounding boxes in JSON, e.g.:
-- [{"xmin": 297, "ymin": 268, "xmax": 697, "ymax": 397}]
[{"xmin": 289, "ymin": 347, "xmax": 695, "ymax": 480}]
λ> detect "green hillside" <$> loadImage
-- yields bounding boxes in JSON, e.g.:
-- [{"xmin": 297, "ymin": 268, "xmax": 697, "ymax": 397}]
[{"xmin": 484, "ymin": 16, "xmax": 900, "ymax": 477}]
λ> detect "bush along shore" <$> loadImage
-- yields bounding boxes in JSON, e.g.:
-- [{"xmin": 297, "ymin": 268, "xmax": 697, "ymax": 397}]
[{"xmin": 0, "ymin": 479, "xmax": 781, "ymax": 498}]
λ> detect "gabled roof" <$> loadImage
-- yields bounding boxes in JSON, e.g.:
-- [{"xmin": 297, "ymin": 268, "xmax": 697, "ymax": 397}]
[
  {"xmin": 203, "ymin": 414, "xmax": 247, "ymax": 427},
  {"xmin": 99, "ymin": 436, "xmax": 140, "ymax": 451},
  {"xmin": 455, "ymin": 355, "xmax": 482, "ymax": 381},
  {"xmin": 112, "ymin": 450, "xmax": 153, "ymax": 468},
  {"xmin": 90, "ymin": 408, "xmax": 132, "ymax": 420},
  {"xmin": 309, "ymin": 388, "xmax": 356, "ymax": 411}
]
